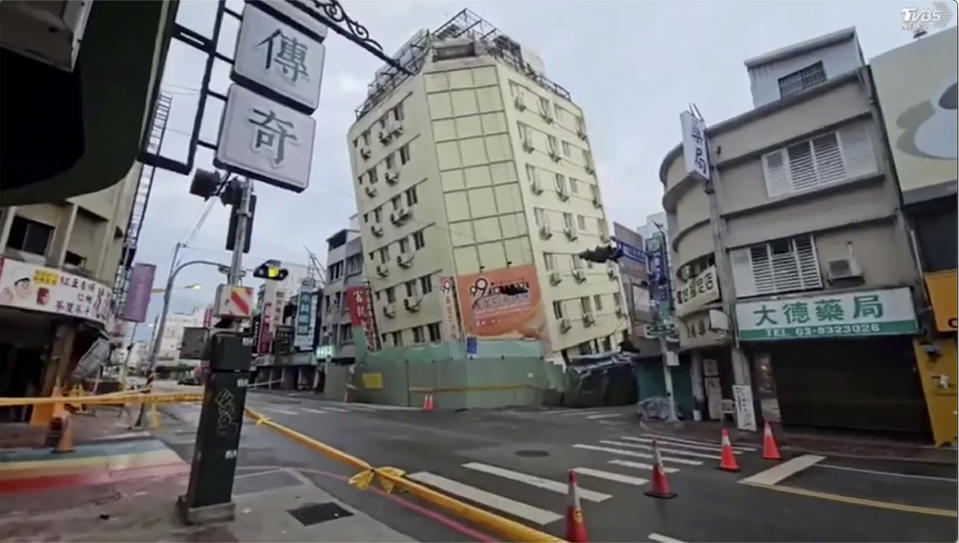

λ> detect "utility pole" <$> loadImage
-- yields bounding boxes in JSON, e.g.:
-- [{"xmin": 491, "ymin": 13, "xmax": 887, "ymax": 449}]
[{"xmin": 651, "ymin": 223, "xmax": 679, "ymax": 422}]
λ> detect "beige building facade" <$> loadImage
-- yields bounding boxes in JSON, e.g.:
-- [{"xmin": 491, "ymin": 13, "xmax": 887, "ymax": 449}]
[{"xmin": 347, "ymin": 11, "xmax": 627, "ymax": 363}]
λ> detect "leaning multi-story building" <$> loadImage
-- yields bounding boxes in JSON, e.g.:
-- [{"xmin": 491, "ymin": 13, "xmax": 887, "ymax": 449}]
[{"xmin": 346, "ymin": 9, "xmax": 628, "ymax": 371}]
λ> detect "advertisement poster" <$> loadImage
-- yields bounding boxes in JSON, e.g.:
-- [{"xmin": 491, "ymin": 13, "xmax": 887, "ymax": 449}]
[
  {"xmin": 0, "ymin": 257, "xmax": 112, "ymax": 325},
  {"xmin": 346, "ymin": 286, "xmax": 376, "ymax": 351},
  {"xmin": 457, "ymin": 264, "xmax": 545, "ymax": 341}
]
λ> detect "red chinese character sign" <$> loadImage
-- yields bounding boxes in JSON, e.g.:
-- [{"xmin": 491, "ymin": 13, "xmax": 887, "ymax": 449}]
[
  {"xmin": 0, "ymin": 258, "xmax": 113, "ymax": 325},
  {"xmin": 346, "ymin": 286, "xmax": 376, "ymax": 351},
  {"xmin": 456, "ymin": 264, "xmax": 545, "ymax": 342}
]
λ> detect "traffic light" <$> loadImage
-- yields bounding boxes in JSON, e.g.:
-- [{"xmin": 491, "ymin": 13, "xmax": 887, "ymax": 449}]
[
  {"xmin": 253, "ymin": 260, "xmax": 288, "ymax": 281},
  {"xmin": 189, "ymin": 169, "xmax": 222, "ymax": 200},
  {"xmin": 578, "ymin": 244, "xmax": 623, "ymax": 263}
]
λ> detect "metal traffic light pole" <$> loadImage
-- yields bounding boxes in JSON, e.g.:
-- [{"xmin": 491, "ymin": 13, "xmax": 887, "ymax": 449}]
[{"xmin": 227, "ymin": 178, "xmax": 252, "ymax": 289}]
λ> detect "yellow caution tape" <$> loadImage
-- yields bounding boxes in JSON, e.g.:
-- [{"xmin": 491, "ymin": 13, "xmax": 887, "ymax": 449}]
[
  {"xmin": 242, "ymin": 407, "xmax": 564, "ymax": 542},
  {"xmin": 0, "ymin": 391, "xmax": 201, "ymax": 407}
]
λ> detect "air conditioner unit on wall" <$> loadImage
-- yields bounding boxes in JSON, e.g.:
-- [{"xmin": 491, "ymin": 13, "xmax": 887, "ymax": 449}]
[
  {"xmin": 396, "ymin": 251, "xmax": 414, "ymax": 268},
  {"xmin": 572, "ymin": 269, "xmax": 586, "ymax": 283},
  {"xmin": 383, "ymin": 303, "xmax": 396, "ymax": 317},
  {"xmin": 559, "ymin": 318, "xmax": 572, "ymax": 333},
  {"xmin": 404, "ymin": 296, "xmax": 421, "ymax": 311},
  {"xmin": 549, "ymin": 271, "xmax": 562, "ymax": 285},
  {"xmin": 827, "ymin": 256, "xmax": 863, "ymax": 281},
  {"xmin": 583, "ymin": 313, "xmax": 596, "ymax": 326},
  {"xmin": 384, "ymin": 169, "xmax": 400, "ymax": 184}
]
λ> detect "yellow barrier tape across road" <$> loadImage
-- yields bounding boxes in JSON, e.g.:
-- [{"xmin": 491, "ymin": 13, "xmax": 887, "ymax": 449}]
[
  {"xmin": 0, "ymin": 391, "xmax": 203, "ymax": 407},
  {"xmin": 244, "ymin": 407, "xmax": 565, "ymax": 543}
]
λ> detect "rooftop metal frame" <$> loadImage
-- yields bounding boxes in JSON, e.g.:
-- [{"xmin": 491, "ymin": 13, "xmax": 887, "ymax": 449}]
[{"xmin": 355, "ymin": 8, "xmax": 571, "ymax": 119}]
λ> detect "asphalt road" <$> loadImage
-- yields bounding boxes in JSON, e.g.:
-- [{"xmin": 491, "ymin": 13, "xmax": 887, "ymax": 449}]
[{"xmin": 158, "ymin": 390, "xmax": 958, "ymax": 542}]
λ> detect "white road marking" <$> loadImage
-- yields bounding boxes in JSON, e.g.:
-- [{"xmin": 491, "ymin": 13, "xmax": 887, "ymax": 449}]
[
  {"xmin": 600, "ymin": 440, "xmax": 720, "ymax": 460},
  {"xmin": 814, "ymin": 463, "xmax": 958, "ymax": 482},
  {"xmin": 572, "ymin": 444, "xmax": 703, "ymax": 466},
  {"xmin": 302, "ymin": 408, "xmax": 328, "ymax": 415},
  {"xmin": 641, "ymin": 432, "xmax": 756, "ymax": 451},
  {"xmin": 586, "ymin": 413, "xmax": 623, "ymax": 420},
  {"xmin": 407, "ymin": 471, "xmax": 562, "ymax": 525},
  {"xmin": 574, "ymin": 467, "xmax": 648, "ymax": 486},
  {"xmin": 462, "ymin": 462, "xmax": 611, "ymax": 502},
  {"xmin": 321, "ymin": 406, "xmax": 349, "ymax": 413},
  {"xmin": 560, "ymin": 410, "xmax": 604, "ymax": 417},
  {"xmin": 740, "ymin": 454, "xmax": 826, "ymax": 486},
  {"xmin": 622, "ymin": 436, "xmax": 746, "ymax": 454},
  {"xmin": 649, "ymin": 532, "xmax": 685, "ymax": 542},
  {"xmin": 608, "ymin": 459, "xmax": 679, "ymax": 474}
]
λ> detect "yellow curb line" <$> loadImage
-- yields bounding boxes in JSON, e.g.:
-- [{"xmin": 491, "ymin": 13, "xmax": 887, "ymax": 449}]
[
  {"xmin": 740, "ymin": 481, "xmax": 958, "ymax": 518},
  {"xmin": 243, "ymin": 407, "xmax": 565, "ymax": 543}
]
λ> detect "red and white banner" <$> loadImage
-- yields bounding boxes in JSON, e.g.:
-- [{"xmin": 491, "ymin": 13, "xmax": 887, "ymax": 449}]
[
  {"xmin": 346, "ymin": 286, "xmax": 377, "ymax": 351},
  {"xmin": 439, "ymin": 276, "xmax": 461, "ymax": 341},
  {"xmin": 0, "ymin": 257, "xmax": 113, "ymax": 325}
]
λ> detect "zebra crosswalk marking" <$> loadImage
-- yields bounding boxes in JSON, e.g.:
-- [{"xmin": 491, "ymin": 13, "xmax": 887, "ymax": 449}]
[
  {"xmin": 573, "ymin": 467, "xmax": 648, "ymax": 486},
  {"xmin": 608, "ymin": 459, "xmax": 679, "ymax": 474},
  {"xmin": 599, "ymin": 440, "xmax": 720, "ymax": 460},
  {"xmin": 573, "ymin": 444, "xmax": 704, "ymax": 466},
  {"xmin": 302, "ymin": 408, "xmax": 327, "ymax": 415},
  {"xmin": 639, "ymin": 432, "xmax": 756, "ymax": 452},
  {"xmin": 407, "ymin": 471, "xmax": 562, "ymax": 525},
  {"xmin": 621, "ymin": 435, "xmax": 744, "ymax": 453},
  {"xmin": 462, "ymin": 462, "xmax": 611, "ymax": 502}
]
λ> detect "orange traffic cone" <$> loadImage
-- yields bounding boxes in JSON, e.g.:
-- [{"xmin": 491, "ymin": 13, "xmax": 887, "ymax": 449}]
[
  {"xmin": 644, "ymin": 439, "xmax": 676, "ymax": 499},
  {"xmin": 343, "ymin": 389, "xmax": 350, "ymax": 403},
  {"xmin": 48, "ymin": 414, "xmax": 74, "ymax": 454},
  {"xmin": 719, "ymin": 428, "xmax": 740, "ymax": 472},
  {"xmin": 762, "ymin": 422, "xmax": 781, "ymax": 461},
  {"xmin": 565, "ymin": 470, "xmax": 588, "ymax": 542},
  {"xmin": 422, "ymin": 394, "xmax": 434, "ymax": 412}
]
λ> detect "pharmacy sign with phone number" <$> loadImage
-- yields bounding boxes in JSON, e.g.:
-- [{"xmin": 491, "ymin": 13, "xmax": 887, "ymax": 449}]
[{"xmin": 735, "ymin": 287, "xmax": 917, "ymax": 341}]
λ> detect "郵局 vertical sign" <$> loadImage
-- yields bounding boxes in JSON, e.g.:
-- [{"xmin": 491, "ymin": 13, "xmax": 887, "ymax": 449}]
[
  {"xmin": 346, "ymin": 286, "xmax": 376, "ymax": 350},
  {"xmin": 457, "ymin": 264, "xmax": 545, "ymax": 340},
  {"xmin": 121, "ymin": 263, "xmax": 156, "ymax": 322},
  {"xmin": 439, "ymin": 276, "xmax": 461, "ymax": 341}
]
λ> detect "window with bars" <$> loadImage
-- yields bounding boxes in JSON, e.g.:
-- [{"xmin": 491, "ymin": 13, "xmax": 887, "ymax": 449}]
[
  {"xmin": 761, "ymin": 124, "xmax": 876, "ymax": 198},
  {"xmin": 730, "ymin": 234, "xmax": 823, "ymax": 297},
  {"xmin": 778, "ymin": 62, "xmax": 826, "ymax": 99}
]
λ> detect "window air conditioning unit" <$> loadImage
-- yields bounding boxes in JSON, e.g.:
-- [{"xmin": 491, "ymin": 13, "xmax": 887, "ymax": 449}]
[
  {"xmin": 396, "ymin": 251, "xmax": 414, "ymax": 268},
  {"xmin": 591, "ymin": 195, "xmax": 601, "ymax": 208},
  {"xmin": 563, "ymin": 226, "xmax": 578, "ymax": 240},
  {"xmin": 549, "ymin": 271, "xmax": 562, "ymax": 285},
  {"xmin": 383, "ymin": 303, "xmax": 397, "ymax": 318},
  {"xmin": 514, "ymin": 94, "xmax": 526, "ymax": 110},
  {"xmin": 390, "ymin": 207, "xmax": 411, "ymax": 225},
  {"xmin": 583, "ymin": 313, "xmax": 596, "ymax": 326},
  {"xmin": 371, "ymin": 224, "xmax": 384, "ymax": 237},
  {"xmin": 559, "ymin": 318, "xmax": 572, "ymax": 333},
  {"xmin": 607, "ymin": 262, "xmax": 617, "ymax": 278},
  {"xmin": 365, "ymin": 184, "xmax": 377, "ymax": 197},
  {"xmin": 404, "ymin": 296, "xmax": 422, "ymax": 312},
  {"xmin": 585, "ymin": 160, "xmax": 596, "ymax": 174},
  {"xmin": 827, "ymin": 256, "xmax": 863, "ymax": 281},
  {"xmin": 376, "ymin": 263, "xmax": 390, "ymax": 277},
  {"xmin": 572, "ymin": 269, "xmax": 586, "ymax": 283},
  {"xmin": 360, "ymin": 146, "xmax": 372, "ymax": 159},
  {"xmin": 615, "ymin": 305, "xmax": 627, "ymax": 318},
  {"xmin": 378, "ymin": 129, "xmax": 392, "ymax": 144},
  {"xmin": 576, "ymin": 128, "xmax": 587, "ymax": 141},
  {"xmin": 384, "ymin": 169, "xmax": 400, "ymax": 184},
  {"xmin": 549, "ymin": 150, "xmax": 561, "ymax": 162},
  {"xmin": 599, "ymin": 232, "xmax": 611, "ymax": 243},
  {"xmin": 522, "ymin": 138, "xmax": 534, "ymax": 153},
  {"xmin": 539, "ymin": 224, "xmax": 552, "ymax": 239},
  {"xmin": 558, "ymin": 187, "xmax": 570, "ymax": 201},
  {"xmin": 388, "ymin": 119, "xmax": 404, "ymax": 135},
  {"xmin": 531, "ymin": 178, "xmax": 543, "ymax": 194}
]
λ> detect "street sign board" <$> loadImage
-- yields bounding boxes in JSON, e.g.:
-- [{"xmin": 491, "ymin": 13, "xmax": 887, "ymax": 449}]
[
  {"xmin": 214, "ymin": 85, "xmax": 316, "ymax": 193},
  {"xmin": 233, "ymin": 2, "xmax": 326, "ymax": 113},
  {"xmin": 214, "ymin": 284, "xmax": 254, "ymax": 320}
]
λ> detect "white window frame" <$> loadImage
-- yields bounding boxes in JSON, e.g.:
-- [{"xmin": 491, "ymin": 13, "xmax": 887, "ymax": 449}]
[{"xmin": 730, "ymin": 234, "xmax": 823, "ymax": 297}]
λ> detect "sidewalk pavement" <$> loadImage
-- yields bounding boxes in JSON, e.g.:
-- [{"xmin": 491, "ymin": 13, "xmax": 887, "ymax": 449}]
[{"xmin": 640, "ymin": 418, "xmax": 957, "ymax": 464}]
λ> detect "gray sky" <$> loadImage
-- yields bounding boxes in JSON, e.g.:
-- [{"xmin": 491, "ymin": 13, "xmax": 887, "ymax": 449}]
[{"xmin": 132, "ymin": 0, "xmax": 952, "ymax": 334}]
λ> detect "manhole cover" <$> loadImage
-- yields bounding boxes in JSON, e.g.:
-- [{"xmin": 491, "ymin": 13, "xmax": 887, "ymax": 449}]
[
  {"xmin": 515, "ymin": 449, "xmax": 549, "ymax": 457},
  {"xmin": 288, "ymin": 502, "xmax": 353, "ymax": 526}
]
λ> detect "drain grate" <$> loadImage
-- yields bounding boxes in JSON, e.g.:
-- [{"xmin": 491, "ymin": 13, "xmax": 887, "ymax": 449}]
[
  {"xmin": 515, "ymin": 449, "xmax": 550, "ymax": 457},
  {"xmin": 288, "ymin": 502, "xmax": 353, "ymax": 526}
]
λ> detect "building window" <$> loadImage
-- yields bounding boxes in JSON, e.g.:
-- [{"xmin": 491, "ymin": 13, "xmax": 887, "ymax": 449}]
[
  {"xmin": 547, "ymin": 135, "xmax": 559, "ymax": 155},
  {"xmin": 428, "ymin": 322, "xmax": 441, "ymax": 342},
  {"xmin": 562, "ymin": 141, "xmax": 571, "ymax": 157},
  {"xmin": 391, "ymin": 331, "xmax": 403, "ymax": 347},
  {"xmin": 405, "ymin": 280, "xmax": 417, "ymax": 298},
  {"xmin": 593, "ymin": 294, "xmax": 604, "ymax": 311},
  {"xmin": 373, "ymin": 207, "xmax": 382, "ymax": 222},
  {"xmin": 398, "ymin": 237, "xmax": 410, "ymax": 253},
  {"xmin": 761, "ymin": 124, "xmax": 876, "ymax": 198},
  {"xmin": 571, "ymin": 254, "xmax": 583, "ymax": 269},
  {"xmin": 578, "ymin": 341, "xmax": 593, "ymax": 355},
  {"xmin": 333, "ymin": 291, "xmax": 342, "ymax": 307},
  {"xmin": 400, "ymin": 143, "xmax": 411, "ymax": 164},
  {"xmin": 420, "ymin": 274, "xmax": 433, "ymax": 294},
  {"xmin": 340, "ymin": 324, "xmax": 353, "ymax": 344},
  {"xmin": 533, "ymin": 208, "xmax": 546, "ymax": 226},
  {"xmin": 518, "ymin": 122, "xmax": 532, "ymax": 143},
  {"xmin": 64, "ymin": 251, "xmax": 86, "ymax": 267},
  {"xmin": 346, "ymin": 254, "xmax": 363, "ymax": 275},
  {"xmin": 577, "ymin": 214, "xmax": 587, "ymax": 230},
  {"xmin": 562, "ymin": 213, "xmax": 574, "ymax": 230},
  {"xmin": 538, "ymin": 96, "xmax": 550, "ymax": 116},
  {"xmin": 393, "ymin": 102, "xmax": 404, "ymax": 121},
  {"xmin": 778, "ymin": 61, "xmax": 826, "ymax": 99},
  {"xmin": 596, "ymin": 217, "xmax": 606, "ymax": 236},
  {"xmin": 544, "ymin": 253, "xmax": 555, "ymax": 271},
  {"xmin": 580, "ymin": 296, "xmax": 592, "ymax": 314},
  {"xmin": 602, "ymin": 336, "xmax": 612, "ymax": 352},
  {"xmin": 730, "ymin": 234, "xmax": 822, "ymax": 297},
  {"xmin": 386, "ymin": 286, "xmax": 396, "ymax": 303},
  {"xmin": 385, "ymin": 153, "xmax": 395, "ymax": 170},
  {"xmin": 367, "ymin": 165, "xmax": 378, "ymax": 184},
  {"xmin": 526, "ymin": 164, "xmax": 538, "ymax": 187},
  {"xmin": 554, "ymin": 173, "xmax": 566, "ymax": 193},
  {"xmin": 405, "ymin": 185, "xmax": 418, "ymax": 206},
  {"xmin": 363, "ymin": 213, "xmax": 369, "ymax": 223},
  {"xmin": 412, "ymin": 326, "xmax": 425, "ymax": 344},
  {"xmin": 569, "ymin": 178, "xmax": 579, "ymax": 194},
  {"xmin": 391, "ymin": 195, "xmax": 402, "ymax": 210},
  {"xmin": 554, "ymin": 104, "xmax": 565, "ymax": 121},
  {"xmin": 361, "ymin": 130, "xmax": 371, "ymax": 146},
  {"xmin": 7, "ymin": 216, "xmax": 52, "ymax": 255},
  {"xmin": 613, "ymin": 292, "xmax": 623, "ymax": 307},
  {"xmin": 379, "ymin": 247, "xmax": 390, "ymax": 263},
  {"xmin": 552, "ymin": 300, "xmax": 565, "ymax": 319},
  {"xmin": 413, "ymin": 230, "xmax": 425, "ymax": 249},
  {"xmin": 590, "ymin": 184, "xmax": 600, "ymax": 204}
]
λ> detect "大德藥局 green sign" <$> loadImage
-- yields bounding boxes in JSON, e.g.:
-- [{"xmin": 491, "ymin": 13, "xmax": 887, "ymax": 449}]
[{"xmin": 735, "ymin": 287, "xmax": 917, "ymax": 341}]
